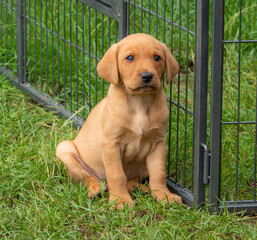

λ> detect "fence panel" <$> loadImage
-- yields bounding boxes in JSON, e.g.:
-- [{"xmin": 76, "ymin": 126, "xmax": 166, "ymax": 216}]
[
  {"xmin": 210, "ymin": 0, "xmax": 257, "ymax": 214},
  {"xmin": 0, "ymin": 0, "xmax": 211, "ymax": 209}
]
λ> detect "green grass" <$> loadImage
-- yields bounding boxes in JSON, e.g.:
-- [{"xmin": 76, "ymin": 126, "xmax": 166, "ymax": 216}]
[
  {"xmin": 1, "ymin": 76, "xmax": 257, "ymax": 239},
  {"xmin": 1, "ymin": 1, "xmax": 257, "ymax": 237}
]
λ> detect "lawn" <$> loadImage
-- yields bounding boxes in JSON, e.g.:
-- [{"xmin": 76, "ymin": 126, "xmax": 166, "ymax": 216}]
[
  {"xmin": 1, "ymin": 75, "xmax": 257, "ymax": 239},
  {"xmin": 1, "ymin": 0, "xmax": 257, "ymax": 238}
]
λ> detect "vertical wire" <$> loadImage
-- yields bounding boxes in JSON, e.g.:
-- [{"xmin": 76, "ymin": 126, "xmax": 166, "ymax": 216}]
[
  {"xmin": 69, "ymin": 0, "xmax": 72, "ymax": 112},
  {"xmin": 183, "ymin": 0, "xmax": 190, "ymax": 188},
  {"xmin": 108, "ymin": 17, "xmax": 110, "ymax": 47},
  {"xmin": 24, "ymin": 0, "xmax": 27, "ymax": 80},
  {"xmin": 76, "ymin": 0, "xmax": 79, "ymax": 113},
  {"xmin": 148, "ymin": 0, "xmax": 150, "ymax": 34},
  {"xmin": 235, "ymin": 0, "xmax": 243, "ymax": 202},
  {"xmin": 0, "ymin": 2, "xmax": 2, "ymax": 48},
  {"xmin": 5, "ymin": 0, "xmax": 7, "ymax": 63},
  {"xmin": 10, "ymin": 0, "xmax": 13, "ymax": 57},
  {"xmin": 45, "ymin": 0, "xmax": 49, "ymax": 94},
  {"xmin": 51, "ymin": 0, "xmax": 54, "ymax": 97},
  {"xmin": 88, "ymin": 7, "xmax": 91, "ymax": 111},
  {"xmin": 168, "ymin": 0, "xmax": 174, "ymax": 178},
  {"xmin": 34, "ymin": 0, "xmax": 37, "ymax": 88},
  {"xmin": 40, "ymin": 0, "xmax": 43, "ymax": 91},
  {"xmin": 254, "ymin": 61, "xmax": 257, "ymax": 203},
  {"xmin": 57, "ymin": 0, "xmax": 60, "ymax": 103},
  {"xmin": 63, "ymin": 0, "xmax": 66, "ymax": 107},
  {"xmin": 155, "ymin": 0, "xmax": 158, "ymax": 38},
  {"xmin": 175, "ymin": 0, "xmax": 182, "ymax": 183},
  {"xmin": 101, "ymin": 13, "xmax": 104, "ymax": 99},
  {"xmin": 163, "ymin": 0, "xmax": 166, "ymax": 43},
  {"xmin": 95, "ymin": 9, "xmax": 98, "ymax": 105},
  {"xmin": 29, "ymin": 0, "xmax": 32, "ymax": 84},
  {"xmin": 115, "ymin": 21, "xmax": 117, "ymax": 42},
  {"xmin": 82, "ymin": 4, "xmax": 85, "ymax": 119},
  {"xmin": 140, "ymin": 0, "xmax": 143, "ymax": 32},
  {"xmin": 133, "ymin": 0, "xmax": 135, "ymax": 33}
]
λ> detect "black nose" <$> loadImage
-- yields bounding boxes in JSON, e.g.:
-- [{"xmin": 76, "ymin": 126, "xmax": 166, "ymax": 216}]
[{"xmin": 140, "ymin": 72, "xmax": 153, "ymax": 83}]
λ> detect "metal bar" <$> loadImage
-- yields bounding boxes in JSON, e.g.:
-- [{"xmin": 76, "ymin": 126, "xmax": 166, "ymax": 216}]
[
  {"xmin": 45, "ymin": 0, "xmax": 49, "ymax": 94},
  {"xmin": 63, "ymin": 0, "xmax": 67, "ymax": 107},
  {"xmin": 119, "ymin": 0, "xmax": 128, "ymax": 40},
  {"xmin": 69, "ymin": 0, "xmax": 73, "ymax": 112},
  {"xmin": 222, "ymin": 121, "xmax": 255, "ymax": 125},
  {"xmin": 95, "ymin": 9, "xmax": 98, "ymax": 104},
  {"xmin": 40, "ymin": 0, "xmax": 43, "ymax": 91},
  {"xmin": 78, "ymin": 0, "xmax": 121, "ymax": 22},
  {"xmin": 51, "ymin": 0, "xmax": 54, "ymax": 98},
  {"xmin": 224, "ymin": 40, "xmax": 257, "ymax": 44},
  {"xmin": 88, "ymin": 7, "xmax": 92, "ymax": 111},
  {"xmin": 76, "ymin": 0, "xmax": 79, "ymax": 113},
  {"xmin": 155, "ymin": 0, "xmax": 158, "ymax": 38},
  {"xmin": 254, "ymin": 69, "xmax": 257, "ymax": 202},
  {"xmin": 34, "ymin": 0, "xmax": 37, "ymax": 88},
  {"xmin": 175, "ymin": 0, "xmax": 182, "ymax": 184},
  {"xmin": 183, "ymin": 0, "xmax": 190, "ymax": 188},
  {"xmin": 140, "ymin": 0, "xmax": 143, "ymax": 32},
  {"xmin": 220, "ymin": 201, "xmax": 257, "ymax": 215},
  {"xmin": 82, "ymin": 4, "xmax": 85, "ymax": 119},
  {"xmin": 209, "ymin": 0, "xmax": 224, "ymax": 212},
  {"xmin": 193, "ymin": 0, "xmax": 209, "ymax": 207},
  {"xmin": 167, "ymin": 0, "xmax": 174, "ymax": 178},
  {"xmin": 57, "ymin": 0, "xmax": 60, "ymax": 103},
  {"xmin": 28, "ymin": 0, "xmax": 32, "ymax": 84},
  {"xmin": 235, "ymin": 0, "xmax": 243, "ymax": 203},
  {"xmin": 16, "ymin": 0, "xmax": 26, "ymax": 83}
]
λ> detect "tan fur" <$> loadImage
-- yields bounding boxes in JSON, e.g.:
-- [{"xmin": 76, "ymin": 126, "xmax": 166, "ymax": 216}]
[{"xmin": 56, "ymin": 33, "xmax": 181, "ymax": 209}]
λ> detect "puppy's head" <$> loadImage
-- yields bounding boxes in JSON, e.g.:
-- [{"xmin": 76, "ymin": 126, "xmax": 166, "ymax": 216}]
[{"xmin": 97, "ymin": 33, "xmax": 179, "ymax": 95}]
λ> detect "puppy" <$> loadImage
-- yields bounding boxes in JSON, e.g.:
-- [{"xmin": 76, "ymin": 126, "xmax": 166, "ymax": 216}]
[{"xmin": 56, "ymin": 33, "xmax": 181, "ymax": 209}]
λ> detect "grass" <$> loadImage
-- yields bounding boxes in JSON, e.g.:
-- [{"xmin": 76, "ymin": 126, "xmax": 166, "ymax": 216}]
[
  {"xmin": 1, "ymin": 76, "xmax": 257, "ymax": 239},
  {"xmin": 1, "ymin": 0, "xmax": 257, "ymax": 237}
]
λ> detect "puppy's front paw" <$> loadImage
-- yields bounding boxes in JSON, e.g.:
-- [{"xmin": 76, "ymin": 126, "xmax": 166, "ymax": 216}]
[
  {"xmin": 152, "ymin": 189, "xmax": 182, "ymax": 204},
  {"xmin": 109, "ymin": 194, "xmax": 135, "ymax": 210}
]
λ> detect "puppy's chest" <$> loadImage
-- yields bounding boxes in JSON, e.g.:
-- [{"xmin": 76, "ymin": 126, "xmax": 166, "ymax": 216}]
[{"xmin": 121, "ymin": 112, "xmax": 161, "ymax": 161}]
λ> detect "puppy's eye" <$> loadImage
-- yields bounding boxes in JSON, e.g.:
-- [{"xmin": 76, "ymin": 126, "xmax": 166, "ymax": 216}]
[
  {"xmin": 154, "ymin": 55, "xmax": 161, "ymax": 62},
  {"xmin": 126, "ymin": 55, "xmax": 134, "ymax": 62}
]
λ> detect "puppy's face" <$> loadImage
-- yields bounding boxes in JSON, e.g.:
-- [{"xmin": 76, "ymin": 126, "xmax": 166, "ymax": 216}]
[
  {"xmin": 97, "ymin": 33, "xmax": 179, "ymax": 95},
  {"xmin": 117, "ymin": 37, "xmax": 165, "ymax": 95}
]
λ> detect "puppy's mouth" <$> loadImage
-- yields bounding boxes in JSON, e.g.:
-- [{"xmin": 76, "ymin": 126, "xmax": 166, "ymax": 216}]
[{"xmin": 133, "ymin": 86, "xmax": 156, "ymax": 93}]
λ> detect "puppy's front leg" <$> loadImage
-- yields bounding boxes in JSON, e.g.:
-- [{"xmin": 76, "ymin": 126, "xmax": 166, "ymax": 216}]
[
  {"xmin": 147, "ymin": 141, "xmax": 182, "ymax": 204},
  {"xmin": 102, "ymin": 142, "xmax": 134, "ymax": 209}
]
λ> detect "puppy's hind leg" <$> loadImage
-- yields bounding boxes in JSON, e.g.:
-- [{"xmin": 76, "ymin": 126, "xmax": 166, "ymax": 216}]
[{"xmin": 56, "ymin": 140, "xmax": 101, "ymax": 197}]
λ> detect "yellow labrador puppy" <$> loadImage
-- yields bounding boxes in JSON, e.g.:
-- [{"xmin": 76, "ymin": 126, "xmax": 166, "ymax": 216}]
[{"xmin": 56, "ymin": 33, "xmax": 181, "ymax": 209}]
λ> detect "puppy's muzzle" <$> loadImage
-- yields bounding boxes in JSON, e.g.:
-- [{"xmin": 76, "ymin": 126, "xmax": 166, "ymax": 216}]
[{"xmin": 140, "ymin": 72, "xmax": 153, "ymax": 83}]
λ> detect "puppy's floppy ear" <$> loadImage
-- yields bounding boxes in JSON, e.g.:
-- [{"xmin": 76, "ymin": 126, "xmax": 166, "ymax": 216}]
[
  {"xmin": 162, "ymin": 43, "xmax": 179, "ymax": 83},
  {"xmin": 97, "ymin": 43, "xmax": 119, "ymax": 85}
]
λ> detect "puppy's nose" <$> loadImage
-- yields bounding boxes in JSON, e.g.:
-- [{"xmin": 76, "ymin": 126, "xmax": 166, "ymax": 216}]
[{"xmin": 140, "ymin": 72, "xmax": 153, "ymax": 83}]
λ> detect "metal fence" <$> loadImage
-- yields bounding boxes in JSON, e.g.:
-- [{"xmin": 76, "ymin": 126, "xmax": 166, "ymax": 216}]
[{"xmin": 0, "ymin": 0, "xmax": 256, "ymax": 214}]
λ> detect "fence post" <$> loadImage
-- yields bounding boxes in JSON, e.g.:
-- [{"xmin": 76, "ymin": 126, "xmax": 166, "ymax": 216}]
[
  {"xmin": 193, "ymin": 0, "xmax": 209, "ymax": 207},
  {"xmin": 16, "ymin": 0, "xmax": 26, "ymax": 83},
  {"xmin": 118, "ymin": 0, "xmax": 129, "ymax": 40},
  {"xmin": 209, "ymin": 0, "xmax": 224, "ymax": 212}
]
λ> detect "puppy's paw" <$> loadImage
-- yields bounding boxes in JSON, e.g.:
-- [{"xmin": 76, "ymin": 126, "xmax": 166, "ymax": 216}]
[
  {"xmin": 152, "ymin": 189, "xmax": 182, "ymax": 205},
  {"xmin": 87, "ymin": 181, "xmax": 107, "ymax": 198},
  {"xmin": 109, "ymin": 194, "xmax": 135, "ymax": 210},
  {"xmin": 127, "ymin": 182, "xmax": 149, "ymax": 194}
]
